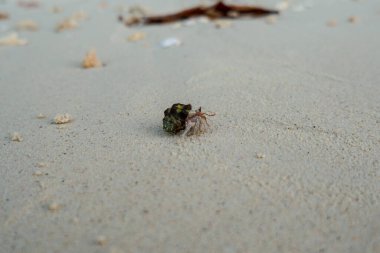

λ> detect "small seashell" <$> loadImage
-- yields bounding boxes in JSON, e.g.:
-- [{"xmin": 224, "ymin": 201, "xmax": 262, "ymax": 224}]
[
  {"xmin": 213, "ymin": 20, "xmax": 232, "ymax": 29},
  {"xmin": 53, "ymin": 113, "xmax": 73, "ymax": 124},
  {"xmin": 37, "ymin": 113, "xmax": 46, "ymax": 119},
  {"xmin": 0, "ymin": 33, "xmax": 27, "ymax": 46},
  {"xmin": 11, "ymin": 132, "xmax": 23, "ymax": 142},
  {"xmin": 127, "ymin": 32, "xmax": 145, "ymax": 42},
  {"xmin": 96, "ymin": 235, "xmax": 107, "ymax": 246},
  {"xmin": 160, "ymin": 37, "xmax": 181, "ymax": 48},
  {"xmin": 326, "ymin": 20, "xmax": 337, "ymax": 27},
  {"xmin": 82, "ymin": 50, "xmax": 102, "ymax": 69},
  {"xmin": 48, "ymin": 202, "xmax": 61, "ymax": 212},
  {"xmin": 16, "ymin": 20, "xmax": 39, "ymax": 31}
]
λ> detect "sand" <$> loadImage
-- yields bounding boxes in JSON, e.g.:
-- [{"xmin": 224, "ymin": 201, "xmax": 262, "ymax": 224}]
[{"xmin": 0, "ymin": 0, "xmax": 379, "ymax": 252}]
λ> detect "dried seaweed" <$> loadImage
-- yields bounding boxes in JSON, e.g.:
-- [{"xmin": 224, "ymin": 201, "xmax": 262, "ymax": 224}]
[{"xmin": 121, "ymin": 1, "xmax": 279, "ymax": 26}]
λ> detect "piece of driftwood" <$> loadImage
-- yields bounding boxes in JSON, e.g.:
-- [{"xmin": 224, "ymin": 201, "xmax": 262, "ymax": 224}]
[{"xmin": 121, "ymin": 1, "xmax": 279, "ymax": 26}]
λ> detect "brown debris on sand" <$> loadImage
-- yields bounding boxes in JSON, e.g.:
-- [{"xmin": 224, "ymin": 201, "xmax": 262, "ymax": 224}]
[
  {"xmin": 348, "ymin": 15, "xmax": 359, "ymax": 24},
  {"xmin": 326, "ymin": 19, "xmax": 337, "ymax": 27},
  {"xmin": 82, "ymin": 50, "xmax": 102, "ymax": 68},
  {"xmin": 121, "ymin": 1, "xmax": 279, "ymax": 26},
  {"xmin": 0, "ymin": 11, "xmax": 9, "ymax": 20}
]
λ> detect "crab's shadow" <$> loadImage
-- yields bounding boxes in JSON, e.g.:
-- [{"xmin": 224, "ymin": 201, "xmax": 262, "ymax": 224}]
[{"xmin": 145, "ymin": 123, "xmax": 170, "ymax": 138}]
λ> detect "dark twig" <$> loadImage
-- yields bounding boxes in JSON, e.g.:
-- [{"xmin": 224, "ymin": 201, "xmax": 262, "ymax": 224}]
[{"xmin": 121, "ymin": 1, "xmax": 279, "ymax": 26}]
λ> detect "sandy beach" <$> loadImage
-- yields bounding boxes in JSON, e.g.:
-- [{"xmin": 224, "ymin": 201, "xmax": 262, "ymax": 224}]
[{"xmin": 1, "ymin": 0, "xmax": 379, "ymax": 252}]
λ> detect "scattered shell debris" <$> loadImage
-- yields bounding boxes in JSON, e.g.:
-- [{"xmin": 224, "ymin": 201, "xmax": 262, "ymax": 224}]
[
  {"xmin": 127, "ymin": 32, "xmax": 145, "ymax": 42},
  {"xmin": 256, "ymin": 153, "xmax": 266, "ymax": 159},
  {"xmin": 120, "ymin": 5, "xmax": 149, "ymax": 25},
  {"xmin": 171, "ymin": 23, "xmax": 182, "ymax": 29},
  {"xmin": 33, "ymin": 170, "xmax": 43, "ymax": 176},
  {"xmin": 18, "ymin": 0, "xmax": 40, "ymax": 9},
  {"xmin": 82, "ymin": 49, "xmax": 102, "ymax": 68},
  {"xmin": 37, "ymin": 113, "xmax": 46, "ymax": 119},
  {"xmin": 183, "ymin": 19, "xmax": 196, "ymax": 27},
  {"xmin": 56, "ymin": 11, "xmax": 87, "ymax": 32},
  {"xmin": 98, "ymin": 1, "xmax": 108, "ymax": 9},
  {"xmin": 348, "ymin": 15, "xmax": 359, "ymax": 23},
  {"xmin": 16, "ymin": 20, "xmax": 39, "ymax": 31},
  {"xmin": 275, "ymin": 1, "xmax": 289, "ymax": 11},
  {"xmin": 96, "ymin": 235, "xmax": 107, "ymax": 246},
  {"xmin": 56, "ymin": 18, "xmax": 78, "ymax": 32},
  {"xmin": 213, "ymin": 20, "xmax": 232, "ymax": 29},
  {"xmin": 53, "ymin": 113, "xmax": 73, "ymax": 124},
  {"xmin": 198, "ymin": 17, "xmax": 210, "ymax": 24},
  {"xmin": 36, "ymin": 162, "xmax": 48, "ymax": 168},
  {"xmin": 160, "ymin": 37, "xmax": 181, "ymax": 48},
  {"xmin": 0, "ymin": 33, "xmax": 27, "ymax": 46},
  {"xmin": 326, "ymin": 20, "xmax": 337, "ymax": 27},
  {"xmin": 0, "ymin": 11, "xmax": 9, "ymax": 20},
  {"xmin": 11, "ymin": 132, "xmax": 23, "ymax": 142},
  {"xmin": 265, "ymin": 15, "xmax": 277, "ymax": 24},
  {"xmin": 50, "ymin": 5, "xmax": 63, "ymax": 14},
  {"xmin": 48, "ymin": 202, "xmax": 61, "ymax": 212},
  {"xmin": 71, "ymin": 11, "xmax": 87, "ymax": 21},
  {"xmin": 128, "ymin": 4, "xmax": 149, "ymax": 17}
]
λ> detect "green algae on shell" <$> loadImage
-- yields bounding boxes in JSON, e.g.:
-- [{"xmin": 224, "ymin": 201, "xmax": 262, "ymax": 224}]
[{"xmin": 163, "ymin": 103, "xmax": 192, "ymax": 134}]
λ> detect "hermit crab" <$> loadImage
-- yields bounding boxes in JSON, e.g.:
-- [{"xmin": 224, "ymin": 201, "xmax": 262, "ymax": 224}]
[{"xmin": 163, "ymin": 103, "xmax": 215, "ymax": 136}]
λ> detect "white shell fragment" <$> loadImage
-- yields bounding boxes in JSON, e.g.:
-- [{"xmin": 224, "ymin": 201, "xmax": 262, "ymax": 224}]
[
  {"xmin": 96, "ymin": 235, "xmax": 107, "ymax": 246},
  {"xmin": 53, "ymin": 113, "xmax": 73, "ymax": 124},
  {"xmin": 160, "ymin": 37, "xmax": 181, "ymax": 48},
  {"xmin": 0, "ymin": 33, "xmax": 27, "ymax": 46},
  {"xmin": 48, "ymin": 202, "xmax": 61, "ymax": 212},
  {"xmin": 11, "ymin": 132, "xmax": 23, "ymax": 142}
]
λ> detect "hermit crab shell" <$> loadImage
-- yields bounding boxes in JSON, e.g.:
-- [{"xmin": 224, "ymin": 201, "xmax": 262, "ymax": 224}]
[{"xmin": 163, "ymin": 103, "xmax": 192, "ymax": 134}]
